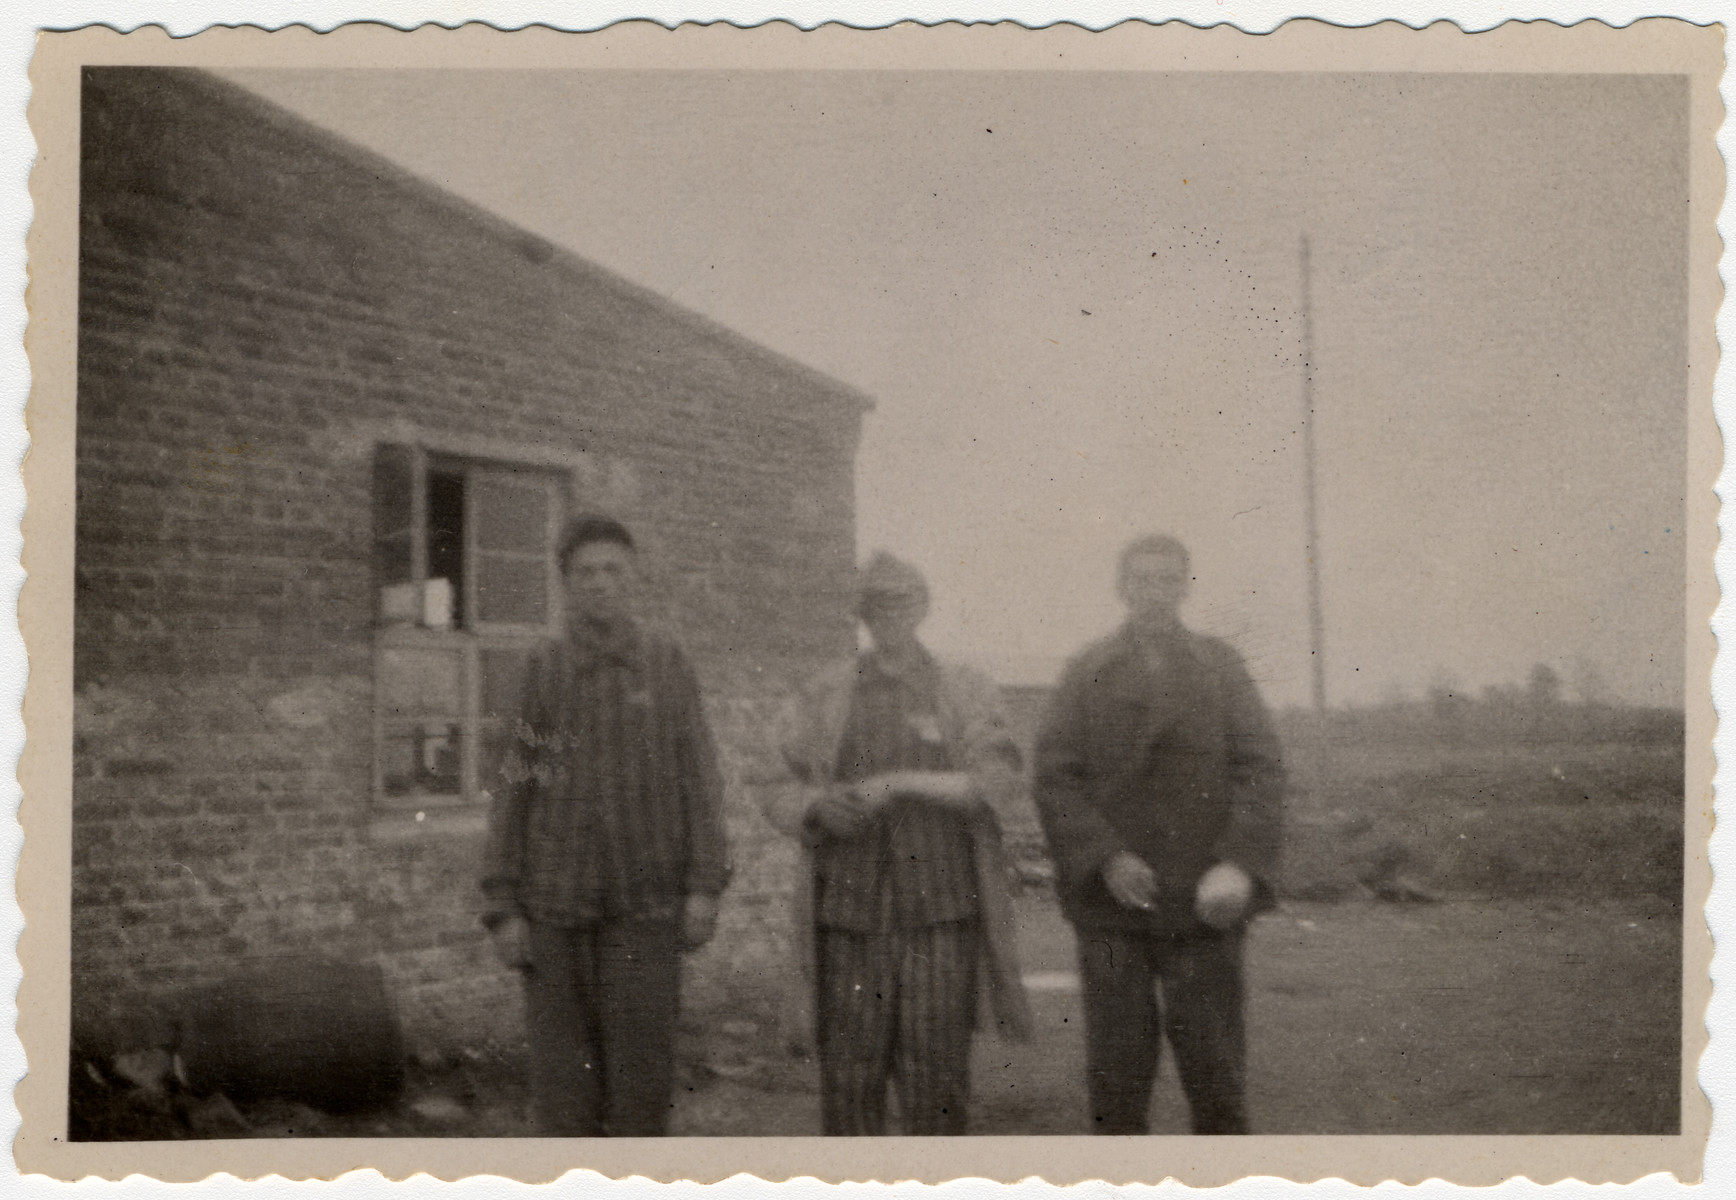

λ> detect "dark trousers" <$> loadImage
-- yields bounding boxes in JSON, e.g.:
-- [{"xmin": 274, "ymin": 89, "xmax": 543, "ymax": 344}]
[
  {"xmin": 523, "ymin": 918, "xmax": 683, "ymax": 1136},
  {"xmin": 816, "ymin": 920, "xmax": 979, "ymax": 1135},
  {"xmin": 1077, "ymin": 927, "xmax": 1248, "ymax": 1134}
]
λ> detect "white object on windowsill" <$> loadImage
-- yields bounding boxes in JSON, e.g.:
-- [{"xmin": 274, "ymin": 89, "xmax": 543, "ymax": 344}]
[{"xmin": 423, "ymin": 578, "xmax": 454, "ymax": 630}]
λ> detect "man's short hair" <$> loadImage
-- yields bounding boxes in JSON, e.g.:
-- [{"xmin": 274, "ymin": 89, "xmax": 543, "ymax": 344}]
[
  {"xmin": 559, "ymin": 514, "xmax": 636, "ymax": 568},
  {"xmin": 1118, "ymin": 533, "xmax": 1190, "ymax": 576}
]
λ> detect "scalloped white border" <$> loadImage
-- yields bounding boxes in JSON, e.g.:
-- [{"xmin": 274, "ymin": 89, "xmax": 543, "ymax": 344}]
[{"xmin": 3, "ymin": 8, "xmax": 1727, "ymax": 1199}]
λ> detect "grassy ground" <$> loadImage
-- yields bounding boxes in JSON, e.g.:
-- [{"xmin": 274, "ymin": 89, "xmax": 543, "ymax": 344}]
[{"xmin": 1271, "ymin": 718, "xmax": 1684, "ymax": 904}]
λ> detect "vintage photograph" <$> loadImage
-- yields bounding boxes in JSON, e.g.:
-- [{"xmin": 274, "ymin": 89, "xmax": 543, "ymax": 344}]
[{"xmin": 18, "ymin": 19, "xmax": 1719, "ymax": 1186}]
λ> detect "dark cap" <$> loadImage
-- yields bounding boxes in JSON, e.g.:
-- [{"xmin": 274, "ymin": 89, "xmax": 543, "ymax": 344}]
[
  {"xmin": 559, "ymin": 514, "xmax": 635, "ymax": 567},
  {"xmin": 855, "ymin": 550, "xmax": 930, "ymax": 618}
]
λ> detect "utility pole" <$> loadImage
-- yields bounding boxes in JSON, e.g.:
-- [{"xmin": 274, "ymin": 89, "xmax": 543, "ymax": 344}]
[{"xmin": 1301, "ymin": 234, "xmax": 1327, "ymax": 712}]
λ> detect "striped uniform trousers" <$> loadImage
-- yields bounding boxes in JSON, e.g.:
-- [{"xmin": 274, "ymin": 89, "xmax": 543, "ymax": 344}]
[{"xmin": 816, "ymin": 919, "xmax": 980, "ymax": 1136}]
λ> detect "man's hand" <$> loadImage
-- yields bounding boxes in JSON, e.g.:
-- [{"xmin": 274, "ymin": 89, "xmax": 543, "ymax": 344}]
[
  {"xmin": 489, "ymin": 913, "xmax": 532, "ymax": 971},
  {"xmin": 810, "ymin": 771, "xmax": 979, "ymax": 838},
  {"xmin": 1195, "ymin": 861, "xmax": 1255, "ymax": 930},
  {"xmin": 863, "ymin": 770, "xmax": 981, "ymax": 812},
  {"xmin": 847, "ymin": 774, "xmax": 900, "ymax": 811},
  {"xmin": 682, "ymin": 893, "xmax": 720, "ymax": 951},
  {"xmin": 809, "ymin": 794, "xmax": 873, "ymax": 838},
  {"xmin": 1103, "ymin": 851, "xmax": 1158, "ymax": 911}
]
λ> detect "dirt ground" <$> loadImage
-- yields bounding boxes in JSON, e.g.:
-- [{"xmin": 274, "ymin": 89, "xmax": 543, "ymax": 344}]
[
  {"xmin": 667, "ymin": 892, "xmax": 1681, "ymax": 1137},
  {"xmin": 80, "ymin": 889, "xmax": 1680, "ymax": 1138}
]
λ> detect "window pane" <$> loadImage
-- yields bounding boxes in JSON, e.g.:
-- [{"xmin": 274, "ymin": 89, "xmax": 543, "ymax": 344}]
[
  {"xmin": 378, "ymin": 647, "xmax": 463, "ymax": 717},
  {"xmin": 380, "ymin": 721, "xmax": 462, "ymax": 796},
  {"xmin": 468, "ymin": 467, "xmax": 558, "ymax": 630},
  {"xmin": 476, "ymin": 553, "xmax": 547, "ymax": 625},
  {"xmin": 480, "ymin": 647, "xmax": 530, "ymax": 721},
  {"xmin": 472, "ymin": 473, "xmax": 550, "ymax": 554},
  {"xmin": 427, "ymin": 470, "xmax": 466, "ymax": 630}
]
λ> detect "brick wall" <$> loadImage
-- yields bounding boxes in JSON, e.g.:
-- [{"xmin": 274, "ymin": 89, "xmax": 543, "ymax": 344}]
[{"xmin": 73, "ymin": 68, "xmax": 866, "ymax": 1054}]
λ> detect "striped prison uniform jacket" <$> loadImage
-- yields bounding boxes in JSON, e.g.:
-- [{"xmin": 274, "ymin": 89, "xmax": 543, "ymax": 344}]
[
  {"xmin": 810, "ymin": 649, "xmax": 980, "ymax": 930},
  {"xmin": 481, "ymin": 618, "xmax": 730, "ymax": 928},
  {"xmin": 808, "ymin": 648, "xmax": 984, "ymax": 1135}
]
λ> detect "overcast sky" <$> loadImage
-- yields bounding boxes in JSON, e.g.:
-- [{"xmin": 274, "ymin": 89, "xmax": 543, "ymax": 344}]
[{"xmin": 223, "ymin": 68, "xmax": 1689, "ymax": 708}]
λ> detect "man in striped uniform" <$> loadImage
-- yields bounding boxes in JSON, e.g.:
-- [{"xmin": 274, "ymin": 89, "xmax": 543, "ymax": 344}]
[
  {"xmin": 482, "ymin": 515, "xmax": 730, "ymax": 1136},
  {"xmin": 781, "ymin": 552, "xmax": 1031, "ymax": 1136}
]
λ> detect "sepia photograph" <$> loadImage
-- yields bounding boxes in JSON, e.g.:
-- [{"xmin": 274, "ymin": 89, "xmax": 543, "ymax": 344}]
[{"xmin": 17, "ymin": 18, "xmax": 1719, "ymax": 1185}]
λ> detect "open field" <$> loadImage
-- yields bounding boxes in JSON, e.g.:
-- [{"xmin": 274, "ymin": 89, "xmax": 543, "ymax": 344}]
[{"xmin": 1276, "ymin": 737, "xmax": 1684, "ymax": 904}]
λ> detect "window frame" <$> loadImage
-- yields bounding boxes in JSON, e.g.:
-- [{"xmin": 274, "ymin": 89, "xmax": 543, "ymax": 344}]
[{"xmin": 371, "ymin": 442, "xmax": 567, "ymax": 813}]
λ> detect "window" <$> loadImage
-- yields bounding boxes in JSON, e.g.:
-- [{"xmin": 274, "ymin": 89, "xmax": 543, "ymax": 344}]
[{"xmin": 371, "ymin": 443, "xmax": 565, "ymax": 810}]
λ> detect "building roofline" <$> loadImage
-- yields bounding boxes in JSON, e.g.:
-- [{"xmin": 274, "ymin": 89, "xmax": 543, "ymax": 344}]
[{"xmin": 131, "ymin": 67, "xmax": 875, "ymax": 417}]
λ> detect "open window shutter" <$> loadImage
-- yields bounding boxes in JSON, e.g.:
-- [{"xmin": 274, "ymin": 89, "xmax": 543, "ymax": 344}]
[
  {"xmin": 467, "ymin": 467, "xmax": 559, "ymax": 630},
  {"xmin": 372, "ymin": 444, "xmax": 417, "ymax": 594}
]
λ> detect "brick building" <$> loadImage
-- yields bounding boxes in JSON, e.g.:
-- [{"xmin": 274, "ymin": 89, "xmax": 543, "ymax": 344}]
[{"xmin": 73, "ymin": 68, "xmax": 868, "ymax": 1053}]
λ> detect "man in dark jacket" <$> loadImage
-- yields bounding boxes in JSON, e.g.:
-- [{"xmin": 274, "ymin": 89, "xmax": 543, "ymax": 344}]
[
  {"xmin": 1034, "ymin": 534, "xmax": 1284, "ymax": 1134},
  {"xmin": 482, "ymin": 515, "xmax": 730, "ymax": 1136}
]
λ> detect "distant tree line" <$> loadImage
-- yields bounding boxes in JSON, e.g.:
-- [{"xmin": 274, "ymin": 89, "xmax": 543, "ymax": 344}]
[{"xmin": 1284, "ymin": 662, "xmax": 1683, "ymax": 748}]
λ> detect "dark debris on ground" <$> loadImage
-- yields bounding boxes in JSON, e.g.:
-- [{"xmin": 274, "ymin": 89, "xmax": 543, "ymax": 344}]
[{"xmin": 70, "ymin": 1002, "xmax": 819, "ymax": 1140}]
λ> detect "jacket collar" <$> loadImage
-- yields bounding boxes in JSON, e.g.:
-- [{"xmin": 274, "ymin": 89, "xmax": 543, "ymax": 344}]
[
  {"xmin": 1108, "ymin": 620, "xmax": 1201, "ymax": 678},
  {"xmin": 565, "ymin": 615, "xmax": 646, "ymax": 671},
  {"xmin": 859, "ymin": 642, "xmax": 940, "ymax": 688}
]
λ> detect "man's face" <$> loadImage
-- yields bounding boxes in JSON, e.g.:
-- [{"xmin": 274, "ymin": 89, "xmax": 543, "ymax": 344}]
[
  {"xmin": 564, "ymin": 540, "xmax": 636, "ymax": 625},
  {"xmin": 1118, "ymin": 549, "xmax": 1191, "ymax": 625},
  {"xmin": 860, "ymin": 595, "xmax": 927, "ymax": 651}
]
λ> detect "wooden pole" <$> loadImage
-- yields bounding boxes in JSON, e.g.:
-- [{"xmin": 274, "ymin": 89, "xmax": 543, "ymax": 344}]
[{"xmin": 1301, "ymin": 234, "xmax": 1327, "ymax": 712}]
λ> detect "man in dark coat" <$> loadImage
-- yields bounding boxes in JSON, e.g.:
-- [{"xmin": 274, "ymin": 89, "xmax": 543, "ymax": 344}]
[
  {"xmin": 1034, "ymin": 533, "xmax": 1284, "ymax": 1134},
  {"xmin": 482, "ymin": 515, "xmax": 730, "ymax": 1136}
]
